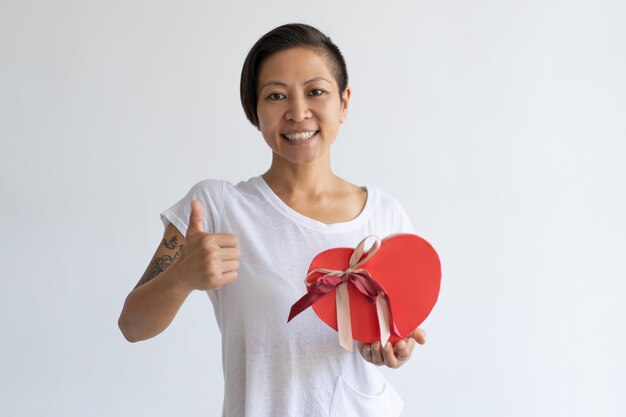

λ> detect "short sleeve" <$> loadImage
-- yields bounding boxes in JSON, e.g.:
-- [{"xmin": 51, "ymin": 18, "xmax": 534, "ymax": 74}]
[
  {"xmin": 374, "ymin": 187, "xmax": 416, "ymax": 235},
  {"xmin": 397, "ymin": 204, "xmax": 416, "ymax": 234},
  {"xmin": 160, "ymin": 179, "xmax": 224, "ymax": 236}
]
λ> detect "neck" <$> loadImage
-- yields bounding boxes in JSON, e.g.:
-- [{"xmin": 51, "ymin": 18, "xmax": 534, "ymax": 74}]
[{"xmin": 262, "ymin": 154, "xmax": 338, "ymax": 199}]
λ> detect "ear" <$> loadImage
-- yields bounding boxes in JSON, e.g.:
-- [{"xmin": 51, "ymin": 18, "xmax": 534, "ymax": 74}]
[{"xmin": 339, "ymin": 86, "xmax": 352, "ymax": 124}]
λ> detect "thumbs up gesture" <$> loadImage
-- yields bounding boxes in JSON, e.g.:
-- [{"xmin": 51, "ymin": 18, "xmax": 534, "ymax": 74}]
[{"xmin": 177, "ymin": 200, "xmax": 240, "ymax": 291}]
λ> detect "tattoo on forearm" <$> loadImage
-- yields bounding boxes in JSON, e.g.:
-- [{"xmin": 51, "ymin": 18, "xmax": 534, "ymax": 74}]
[
  {"xmin": 161, "ymin": 236, "xmax": 178, "ymax": 250},
  {"xmin": 135, "ymin": 242, "xmax": 184, "ymax": 288}
]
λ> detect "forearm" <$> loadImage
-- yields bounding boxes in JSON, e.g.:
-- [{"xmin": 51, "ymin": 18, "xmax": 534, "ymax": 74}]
[{"xmin": 118, "ymin": 262, "xmax": 192, "ymax": 342}]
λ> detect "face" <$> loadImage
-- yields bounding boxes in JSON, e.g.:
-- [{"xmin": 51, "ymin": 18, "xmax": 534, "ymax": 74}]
[{"xmin": 256, "ymin": 47, "xmax": 351, "ymax": 166}]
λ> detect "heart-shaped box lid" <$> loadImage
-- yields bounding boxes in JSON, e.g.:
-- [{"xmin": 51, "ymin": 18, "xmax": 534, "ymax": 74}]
[{"xmin": 299, "ymin": 233, "xmax": 441, "ymax": 346}]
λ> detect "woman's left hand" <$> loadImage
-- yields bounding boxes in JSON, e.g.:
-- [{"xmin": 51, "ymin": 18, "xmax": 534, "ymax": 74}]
[{"xmin": 357, "ymin": 328, "xmax": 426, "ymax": 369}]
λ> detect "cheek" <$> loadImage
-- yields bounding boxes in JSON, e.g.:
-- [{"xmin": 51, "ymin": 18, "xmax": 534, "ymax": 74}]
[
  {"xmin": 310, "ymin": 100, "xmax": 332, "ymax": 118},
  {"xmin": 319, "ymin": 106, "xmax": 343, "ymax": 126},
  {"xmin": 257, "ymin": 105, "xmax": 279, "ymax": 129},
  {"xmin": 256, "ymin": 112, "xmax": 269, "ymax": 132},
  {"xmin": 257, "ymin": 113, "xmax": 277, "ymax": 142}
]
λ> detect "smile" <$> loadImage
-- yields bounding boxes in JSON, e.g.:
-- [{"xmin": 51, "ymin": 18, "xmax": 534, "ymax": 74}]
[{"xmin": 281, "ymin": 130, "xmax": 319, "ymax": 142}]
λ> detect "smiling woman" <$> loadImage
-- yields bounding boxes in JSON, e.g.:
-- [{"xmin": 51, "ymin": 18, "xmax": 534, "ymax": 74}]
[
  {"xmin": 118, "ymin": 23, "xmax": 425, "ymax": 417},
  {"xmin": 256, "ymin": 47, "xmax": 350, "ymax": 167}
]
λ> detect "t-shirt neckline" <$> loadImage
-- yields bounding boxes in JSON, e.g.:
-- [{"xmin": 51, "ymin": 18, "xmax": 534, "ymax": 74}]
[{"xmin": 251, "ymin": 175, "xmax": 373, "ymax": 232}]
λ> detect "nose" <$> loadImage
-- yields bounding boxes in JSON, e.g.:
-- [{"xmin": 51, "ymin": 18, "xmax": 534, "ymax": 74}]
[{"xmin": 285, "ymin": 95, "xmax": 311, "ymax": 122}]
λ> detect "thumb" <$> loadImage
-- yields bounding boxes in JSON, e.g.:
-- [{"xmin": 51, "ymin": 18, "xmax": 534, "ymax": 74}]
[{"xmin": 186, "ymin": 200, "xmax": 205, "ymax": 236}]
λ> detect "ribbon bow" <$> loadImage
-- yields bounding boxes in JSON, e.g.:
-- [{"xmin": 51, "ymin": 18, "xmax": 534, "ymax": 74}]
[{"xmin": 287, "ymin": 236, "xmax": 401, "ymax": 351}]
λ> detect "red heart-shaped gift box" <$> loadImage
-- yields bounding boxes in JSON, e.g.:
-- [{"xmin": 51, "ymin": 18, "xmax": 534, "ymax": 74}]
[{"xmin": 305, "ymin": 233, "xmax": 441, "ymax": 345}]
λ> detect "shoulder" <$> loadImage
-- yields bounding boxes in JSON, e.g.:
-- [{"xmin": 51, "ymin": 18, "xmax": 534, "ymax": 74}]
[
  {"xmin": 184, "ymin": 178, "xmax": 246, "ymax": 203},
  {"xmin": 368, "ymin": 186, "xmax": 405, "ymax": 212},
  {"xmin": 187, "ymin": 179, "xmax": 226, "ymax": 195},
  {"xmin": 367, "ymin": 186, "xmax": 415, "ymax": 234},
  {"xmin": 161, "ymin": 179, "xmax": 231, "ymax": 235}
]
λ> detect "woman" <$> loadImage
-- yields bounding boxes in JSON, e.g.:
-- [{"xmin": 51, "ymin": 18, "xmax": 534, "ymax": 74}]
[{"xmin": 119, "ymin": 23, "xmax": 426, "ymax": 417}]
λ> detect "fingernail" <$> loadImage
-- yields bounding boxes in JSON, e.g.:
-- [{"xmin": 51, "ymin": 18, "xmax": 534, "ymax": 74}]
[
  {"xmin": 364, "ymin": 346, "xmax": 371, "ymax": 355},
  {"xmin": 384, "ymin": 342, "xmax": 391, "ymax": 351},
  {"xmin": 397, "ymin": 340, "xmax": 406, "ymax": 350}
]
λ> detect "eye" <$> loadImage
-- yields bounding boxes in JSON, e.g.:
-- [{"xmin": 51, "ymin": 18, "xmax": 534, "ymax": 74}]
[
  {"xmin": 267, "ymin": 92, "xmax": 286, "ymax": 101},
  {"xmin": 308, "ymin": 88, "xmax": 326, "ymax": 97}
]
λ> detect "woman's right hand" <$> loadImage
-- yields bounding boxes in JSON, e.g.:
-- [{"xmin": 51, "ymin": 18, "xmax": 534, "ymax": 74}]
[
  {"xmin": 119, "ymin": 199, "xmax": 238, "ymax": 342},
  {"xmin": 176, "ymin": 199, "xmax": 240, "ymax": 291}
]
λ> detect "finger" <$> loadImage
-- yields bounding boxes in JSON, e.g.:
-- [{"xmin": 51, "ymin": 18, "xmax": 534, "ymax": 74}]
[
  {"xmin": 218, "ymin": 270, "xmax": 238, "ymax": 286},
  {"xmin": 220, "ymin": 260, "xmax": 239, "ymax": 273},
  {"xmin": 410, "ymin": 328, "xmax": 426, "ymax": 345},
  {"xmin": 187, "ymin": 200, "xmax": 205, "ymax": 236},
  {"xmin": 359, "ymin": 343, "xmax": 373, "ymax": 363},
  {"xmin": 405, "ymin": 337, "xmax": 417, "ymax": 353},
  {"xmin": 394, "ymin": 339, "xmax": 410, "ymax": 361},
  {"xmin": 371, "ymin": 341, "xmax": 384, "ymax": 366},
  {"xmin": 382, "ymin": 342, "xmax": 398, "ymax": 368},
  {"xmin": 214, "ymin": 233, "xmax": 238, "ymax": 247},
  {"xmin": 218, "ymin": 247, "xmax": 241, "ymax": 261}
]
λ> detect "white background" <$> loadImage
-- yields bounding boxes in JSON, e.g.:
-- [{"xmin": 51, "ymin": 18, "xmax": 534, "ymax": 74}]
[{"xmin": 1, "ymin": 0, "xmax": 625, "ymax": 416}]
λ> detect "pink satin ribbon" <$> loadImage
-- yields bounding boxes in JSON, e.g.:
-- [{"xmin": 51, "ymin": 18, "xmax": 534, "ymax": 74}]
[{"xmin": 288, "ymin": 236, "xmax": 401, "ymax": 352}]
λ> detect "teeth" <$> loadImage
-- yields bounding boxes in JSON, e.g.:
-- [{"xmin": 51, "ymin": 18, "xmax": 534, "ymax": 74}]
[{"xmin": 284, "ymin": 131, "xmax": 316, "ymax": 141}]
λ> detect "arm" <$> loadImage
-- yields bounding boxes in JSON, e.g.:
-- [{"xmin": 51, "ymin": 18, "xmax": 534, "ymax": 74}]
[
  {"xmin": 118, "ymin": 223, "xmax": 192, "ymax": 342},
  {"xmin": 118, "ymin": 200, "xmax": 239, "ymax": 343}
]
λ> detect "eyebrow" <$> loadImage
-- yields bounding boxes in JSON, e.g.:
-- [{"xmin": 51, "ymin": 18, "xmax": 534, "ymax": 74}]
[{"xmin": 259, "ymin": 77, "xmax": 332, "ymax": 91}]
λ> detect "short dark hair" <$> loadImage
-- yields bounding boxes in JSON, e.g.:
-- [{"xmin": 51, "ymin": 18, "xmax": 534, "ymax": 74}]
[{"xmin": 240, "ymin": 23, "xmax": 349, "ymax": 127}]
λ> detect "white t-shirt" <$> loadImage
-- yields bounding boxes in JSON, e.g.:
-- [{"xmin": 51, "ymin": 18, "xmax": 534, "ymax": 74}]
[{"xmin": 160, "ymin": 176, "xmax": 415, "ymax": 417}]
